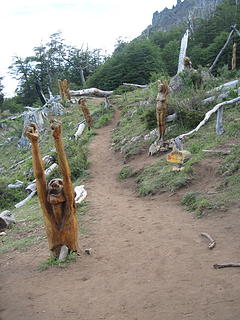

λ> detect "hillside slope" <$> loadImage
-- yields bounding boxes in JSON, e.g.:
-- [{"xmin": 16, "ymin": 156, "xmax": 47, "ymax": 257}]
[{"xmin": 1, "ymin": 103, "xmax": 240, "ymax": 319}]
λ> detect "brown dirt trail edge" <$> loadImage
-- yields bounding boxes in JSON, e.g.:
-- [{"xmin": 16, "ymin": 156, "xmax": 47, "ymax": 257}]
[{"xmin": 1, "ymin": 109, "xmax": 240, "ymax": 320}]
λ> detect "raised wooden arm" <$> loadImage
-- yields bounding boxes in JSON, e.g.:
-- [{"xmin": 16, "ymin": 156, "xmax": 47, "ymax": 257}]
[
  {"xmin": 24, "ymin": 123, "xmax": 48, "ymax": 208},
  {"xmin": 50, "ymin": 119, "xmax": 74, "ymax": 204}
]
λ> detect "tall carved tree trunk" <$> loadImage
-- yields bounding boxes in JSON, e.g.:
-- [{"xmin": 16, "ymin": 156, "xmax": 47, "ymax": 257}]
[
  {"xmin": 58, "ymin": 79, "xmax": 71, "ymax": 101},
  {"xmin": 156, "ymin": 81, "xmax": 169, "ymax": 142}
]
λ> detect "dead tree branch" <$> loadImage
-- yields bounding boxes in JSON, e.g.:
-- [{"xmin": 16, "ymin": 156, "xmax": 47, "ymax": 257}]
[
  {"xmin": 179, "ymin": 96, "xmax": 240, "ymax": 139},
  {"xmin": 209, "ymin": 27, "xmax": 235, "ymax": 73}
]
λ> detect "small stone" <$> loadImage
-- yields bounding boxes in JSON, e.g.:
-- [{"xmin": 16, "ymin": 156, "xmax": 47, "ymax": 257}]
[
  {"xmin": 84, "ymin": 248, "xmax": 92, "ymax": 255},
  {"xmin": 58, "ymin": 245, "xmax": 69, "ymax": 261}
]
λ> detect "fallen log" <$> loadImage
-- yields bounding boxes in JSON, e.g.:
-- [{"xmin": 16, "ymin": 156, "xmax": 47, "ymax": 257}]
[
  {"xmin": 7, "ymin": 180, "xmax": 23, "ymax": 189},
  {"xmin": 0, "ymin": 210, "xmax": 16, "ymax": 230},
  {"xmin": 70, "ymin": 88, "xmax": 113, "ymax": 97},
  {"xmin": 201, "ymin": 232, "xmax": 216, "ymax": 249},
  {"xmin": 74, "ymin": 122, "xmax": 85, "ymax": 140},
  {"xmin": 206, "ymin": 80, "xmax": 240, "ymax": 95},
  {"xmin": 179, "ymin": 96, "xmax": 240, "ymax": 139},
  {"xmin": 214, "ymin": 263, "xmax": 240, "ymax": 269},
  {"xmin": 17, "ymin": 163, "xmax": 58, "ymax": 207},
  {"xmin": 74, "ymin": 185, "xmax": 87, "ymax": 204},
  {"xmin": 122, "ymin": 83, "xmax": 148, "ymax": 89},
  {"xmin": 15, "ymin": 190, "xmax": 36, "ymax": 209}
]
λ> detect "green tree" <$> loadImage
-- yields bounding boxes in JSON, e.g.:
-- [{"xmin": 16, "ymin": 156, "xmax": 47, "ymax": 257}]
[{"xmin": 86, "ymin": 39, "xmax": 164, "ymax": 90}]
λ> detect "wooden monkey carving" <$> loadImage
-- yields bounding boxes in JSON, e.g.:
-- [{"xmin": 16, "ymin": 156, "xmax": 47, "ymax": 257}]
[
  {"xmin": 156, "ymin": 80, "xmax": 169, "ymax": 142},
  {"xmin": 78, "ymin": 98, "xmax": 93, "ymax": 130},
  {"xmin": 25, "ymin": 120, "xmax": 78, "ymax": 257}
]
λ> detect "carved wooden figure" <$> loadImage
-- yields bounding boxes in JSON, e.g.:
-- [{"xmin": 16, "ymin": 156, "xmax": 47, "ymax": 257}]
[
  {"xmin": 78, "ymin": 98, "xmax": 93, "ymax": 130},
  {"xmin": 156, "ymin": 80, "xmax": 169, "ymax": 142},
  {"xmin": 25, "ymin": 120, "xmax": 79, "ymax": 258},
  {"xmin": 184, "ymin": 56, "xmax": 193, "ymax": 69},
  {"xmin": 58, "ymin": 79, "xmax": 71, "ymax": 101}
]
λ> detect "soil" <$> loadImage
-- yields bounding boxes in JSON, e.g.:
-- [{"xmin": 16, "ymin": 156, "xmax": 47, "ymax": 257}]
[{"xmin": 1, "ymin": 109, "xmax": 240, "ymax": 320}]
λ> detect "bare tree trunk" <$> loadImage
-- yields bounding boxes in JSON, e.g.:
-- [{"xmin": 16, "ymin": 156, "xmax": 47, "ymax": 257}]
[
  {"xmin": 79, "ymin": 67, "xmax": 86, "ymax": 86},
  {"xmin": 209, "ymin": 28, "xmax": 235, "ymax": 73},
  {"xmin": 177, "ymin": 29, "xmax": 189, "ymax": 73}
]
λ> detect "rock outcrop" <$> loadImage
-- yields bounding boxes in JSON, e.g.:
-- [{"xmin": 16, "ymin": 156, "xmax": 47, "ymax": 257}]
[{"xmin": 141, "ymin": 0, "xmax": 224, "ymax": 36}]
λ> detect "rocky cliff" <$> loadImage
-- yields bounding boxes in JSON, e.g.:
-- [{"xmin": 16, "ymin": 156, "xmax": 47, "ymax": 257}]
[{"xmin": 142, "ymin": 0, "xmax": 225, "ymax": 35}]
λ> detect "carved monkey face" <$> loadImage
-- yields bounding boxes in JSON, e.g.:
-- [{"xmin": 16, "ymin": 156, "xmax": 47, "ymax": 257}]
[
  {"xmin": 47, "ymin": 179, "xmax": 66, "ymax": 204},
  {"xmin": 48, "ymin": 179, "xmax": 64, "ymax": 194}
]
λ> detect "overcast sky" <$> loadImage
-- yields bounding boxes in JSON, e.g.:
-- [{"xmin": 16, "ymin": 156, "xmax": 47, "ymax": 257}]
[{"xmin": 1, "ymin": 0, "xmax": 177, "ymax": 96}]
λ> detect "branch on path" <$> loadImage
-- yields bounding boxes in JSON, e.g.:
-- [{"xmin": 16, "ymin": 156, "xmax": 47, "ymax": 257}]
[
  {"xmin": 214, "ymin": 263, "xmax": 240, "ymax": 269},
  {"xmin": 201, "ymin": 232, "xmax": 216, "ymax": 249},
  {"xmin": 202, "ymin": 149, "xmax": 231, "ymax": 155}
]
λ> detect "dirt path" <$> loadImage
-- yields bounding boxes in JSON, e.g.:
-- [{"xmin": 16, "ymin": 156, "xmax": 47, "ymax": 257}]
[{"xmin": 1, "ymin": 110, "xmax": 240, "ymax": 320}]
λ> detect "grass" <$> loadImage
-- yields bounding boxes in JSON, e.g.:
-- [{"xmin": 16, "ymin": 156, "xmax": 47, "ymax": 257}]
[
  {"xmin": 38, "ymin": 251, "xmax": 78, "ymax": 271},
  {"xmin": 181, "ymin": 192, "xmax": 219, "ymax": 218},
  {"xmin": 118, "ymin": 165, "xmax": 135, "ymax": 180},
  {"xmin": 111, "ymin": 77, "xmax": 240, "ymax": 216}
]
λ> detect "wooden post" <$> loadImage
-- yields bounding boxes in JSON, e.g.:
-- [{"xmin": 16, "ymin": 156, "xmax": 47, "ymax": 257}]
[
  {"xmin": 232, "ymin": 42, "xmax": 237, "ymax": 70},
  {"xmin": 62, "ymin": 79, "xmax": 71, "ymax": 100},
  {"xmin": 24, "ymin": 121, "xmax": 79, "ymax": 258},
  {"xmin": 216, "ymin": 106, "xmax": 224, "ymax": 135},
  {"xmin": 156, "ymin": 80, "xmax": 169, "ymax": 142},
  {"xmin": 58, "ymin": 80, "xmax": 64, "ymax": 100},
  {"xmin": 58, "ymin": 79, "xmax": 71, "ymax": 101}
]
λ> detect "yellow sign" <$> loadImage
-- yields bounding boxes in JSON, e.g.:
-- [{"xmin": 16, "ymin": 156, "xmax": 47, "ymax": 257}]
[{"xmin": 167, "ymin": 151, "xmax": 184, "ymax": 164}]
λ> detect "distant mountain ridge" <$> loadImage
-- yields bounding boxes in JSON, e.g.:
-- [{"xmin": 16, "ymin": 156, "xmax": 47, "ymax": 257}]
[{"xmin": 141, "ymin": 0, "xmax": 225, "ymax": 35}]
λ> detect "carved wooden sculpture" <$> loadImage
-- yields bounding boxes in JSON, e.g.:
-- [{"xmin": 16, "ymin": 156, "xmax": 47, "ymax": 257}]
[
  {"xmin": 58, "ymin": 79, "xmax": 71, "ymax": 101},
  {"xmin": 78, "ymin": 98, "xmax": 93, "ymax": 130},
  {"xmin": 156, "ymin": 80, "xmax": 169, "ymax": 142},
  {"xmin": 184, "ymin": 56, "xmax": 193, "ymax": 69},
  {"xmin": 25, "ymin": 120, "xmax": 79, "ymax": 258}
]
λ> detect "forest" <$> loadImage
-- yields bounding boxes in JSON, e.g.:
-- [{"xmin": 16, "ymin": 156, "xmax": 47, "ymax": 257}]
[{"xmin": 0, "ymin": 0, "xmax": 240, "ymax": 114}]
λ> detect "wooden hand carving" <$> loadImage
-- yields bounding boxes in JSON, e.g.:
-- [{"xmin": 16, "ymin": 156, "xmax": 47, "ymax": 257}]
[
  {"xmin": 50, "ymin": 119, "xmax": 62, "ymax": 139},
  {"xmin": 24, "ymin": 123, "xmax": 39, "ymax": 142}
]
